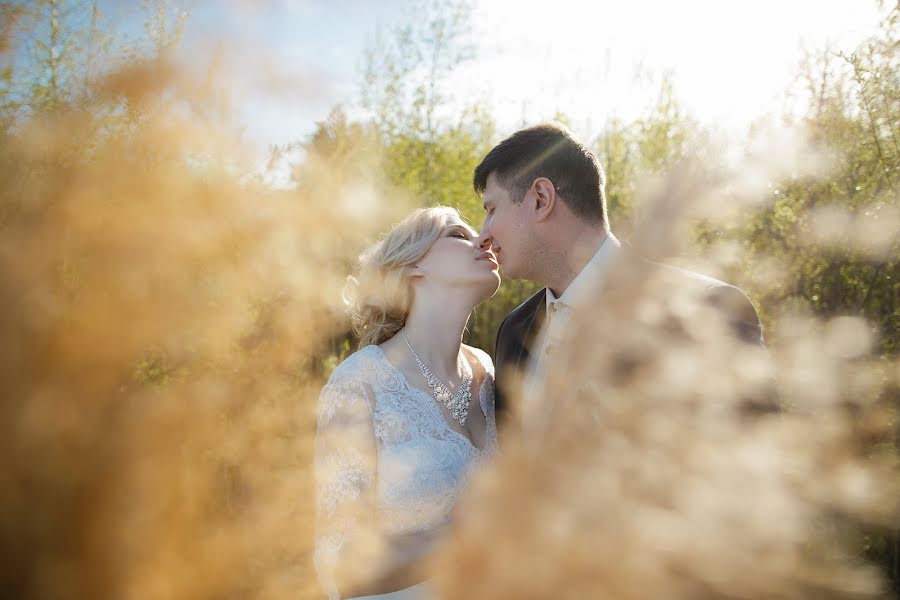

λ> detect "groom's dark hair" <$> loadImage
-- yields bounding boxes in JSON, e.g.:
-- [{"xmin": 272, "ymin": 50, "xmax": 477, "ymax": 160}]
[{"xmin": 473, "ymin": 121, "xmax": 608, "ymax": 227}]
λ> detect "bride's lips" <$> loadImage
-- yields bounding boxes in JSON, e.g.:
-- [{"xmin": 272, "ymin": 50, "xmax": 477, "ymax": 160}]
[{"xmin": 477, "ymin": 252, "xmax": 498, "ymax": 265}]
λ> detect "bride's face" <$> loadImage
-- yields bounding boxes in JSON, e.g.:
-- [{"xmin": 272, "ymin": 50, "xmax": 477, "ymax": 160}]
[{"xmin": 415, "ymin": 219, "xmax": 501, "ymax": 301}]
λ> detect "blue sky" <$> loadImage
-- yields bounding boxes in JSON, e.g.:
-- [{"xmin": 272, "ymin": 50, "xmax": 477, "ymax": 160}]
[
  {"xmin": 88, "ymin": 1, "xmax": 406, "ymax": 149},
  {"xmin": 89, "ymin": 0, "xmax": 887, "ymax": 153},
  {"xmin": 180, "ymin": 0, "xmax": 410, "ymax": 149}
]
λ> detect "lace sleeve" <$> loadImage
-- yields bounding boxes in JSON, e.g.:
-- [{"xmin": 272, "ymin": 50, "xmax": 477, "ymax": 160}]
[
  {"xmin": 314, "ymin": 376, "xmax": 378, "ymax": 600},
  {"xmin": 470, "ymin": 347, "xmax": 498, "ymax": 452}
]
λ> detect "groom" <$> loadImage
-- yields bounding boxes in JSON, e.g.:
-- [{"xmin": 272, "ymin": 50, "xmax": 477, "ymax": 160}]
[{"xmin": 473, "ymin": 122, "xmax": 768, "ymax": 435}]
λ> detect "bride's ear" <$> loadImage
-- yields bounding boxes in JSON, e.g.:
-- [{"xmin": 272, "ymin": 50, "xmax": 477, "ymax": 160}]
[{"xmin": 409, "ymin": 264, "xmax": 426, "ymax": 279}]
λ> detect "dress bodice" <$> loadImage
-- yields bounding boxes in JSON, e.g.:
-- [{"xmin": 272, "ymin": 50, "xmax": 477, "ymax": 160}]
[{"xmin": 314, "ymin": 344, "xmax": 496, "ymax": 600}]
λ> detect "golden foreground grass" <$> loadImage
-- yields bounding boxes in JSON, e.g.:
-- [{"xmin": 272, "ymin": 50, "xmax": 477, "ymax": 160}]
[{"xmin": 0, "ymin": 56, "xmax": 896, "ymax": 600}]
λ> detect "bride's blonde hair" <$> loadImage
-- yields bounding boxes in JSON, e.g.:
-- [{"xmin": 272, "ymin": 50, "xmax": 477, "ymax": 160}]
[{"xmin": 344, "ymin": 206, "xmax": 463, "ymax": 348}]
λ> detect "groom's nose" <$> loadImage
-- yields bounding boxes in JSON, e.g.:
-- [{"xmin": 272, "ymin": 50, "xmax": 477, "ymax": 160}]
[{"xmin": 475, "ymin": 229, "xmax": 492, "ymax": 250}]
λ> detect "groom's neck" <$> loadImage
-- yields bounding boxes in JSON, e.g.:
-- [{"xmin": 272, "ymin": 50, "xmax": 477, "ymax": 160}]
[{"xmin": 543, "ymin": 227, "xmax": 609, "ymax": 297}]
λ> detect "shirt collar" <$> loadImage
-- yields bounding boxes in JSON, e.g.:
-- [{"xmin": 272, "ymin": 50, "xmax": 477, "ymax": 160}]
[{"xmin": 546, "ymin": 232, "xmax": 620, "ymax": 313}]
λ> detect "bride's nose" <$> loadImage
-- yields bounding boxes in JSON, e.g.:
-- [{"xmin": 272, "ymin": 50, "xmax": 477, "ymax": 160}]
[{"xmin": 475, "ymin": 229, "xmax": 492, "ymax": 250}]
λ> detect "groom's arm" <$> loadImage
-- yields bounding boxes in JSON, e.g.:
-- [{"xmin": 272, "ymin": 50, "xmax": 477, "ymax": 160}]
[
  {"xmin": 706, "ymin": 284, "xmax": 765, "ymax": 349},
  {"xmin": 706, "ymin": 284, "xmax": 778, "ymax": 415}
]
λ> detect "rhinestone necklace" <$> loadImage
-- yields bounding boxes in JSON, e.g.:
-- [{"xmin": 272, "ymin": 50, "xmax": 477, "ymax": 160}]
[{"xmin": 401, "ymin": 331, "xmax": 471, "ymax": 426}]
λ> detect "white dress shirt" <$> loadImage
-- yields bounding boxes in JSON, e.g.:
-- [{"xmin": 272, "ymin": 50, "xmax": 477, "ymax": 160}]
[{"xmin": 521, "ymin": 232, "xmax": 621, "ymax": 436}]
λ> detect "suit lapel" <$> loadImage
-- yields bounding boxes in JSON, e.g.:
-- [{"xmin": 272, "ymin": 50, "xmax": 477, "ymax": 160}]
[{"xmin": 515, "ymin": 291, "xmax": 546, "ymax": 369}]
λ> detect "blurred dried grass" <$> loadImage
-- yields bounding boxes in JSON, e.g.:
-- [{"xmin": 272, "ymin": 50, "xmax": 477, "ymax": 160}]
[
  {"xmin": 0, "ymin": 3, "xmax": 897, "ymax": 600},
  {"xmin": 433, "ymin": 164, "xmax": 899, "ymax": 600},
  {"xmin": 0, "ymin": 46, "xmax": 401, "ymax": 598}
]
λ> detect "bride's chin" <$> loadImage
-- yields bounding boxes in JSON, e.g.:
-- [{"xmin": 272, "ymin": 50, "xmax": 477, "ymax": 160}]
[{"xmin": 478, "ymin": 278, "xmax": 501, "ymax": 302}]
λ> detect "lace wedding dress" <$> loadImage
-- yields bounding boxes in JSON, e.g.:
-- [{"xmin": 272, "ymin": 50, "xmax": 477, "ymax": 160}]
[{"xmin": 314, "ymin": 344, "xmax": 497, "ymax": 600}]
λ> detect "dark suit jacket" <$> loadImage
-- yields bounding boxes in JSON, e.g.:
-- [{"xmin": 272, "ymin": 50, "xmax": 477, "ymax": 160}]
[{"xmin": 493, "ymin": 261, "xmax": 767, "ymax": 435}]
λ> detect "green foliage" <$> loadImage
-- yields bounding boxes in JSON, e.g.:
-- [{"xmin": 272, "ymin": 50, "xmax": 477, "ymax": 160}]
[
  {"xmin": 0, "ymin": 0, "xmax": 897, "ymax": 592},
  {"xmin": 594, "ymin": 117, "xmax": 637, "ymax": 229},
  {"xmin": 4, "ymin": 0, "xmax": 111, "ymax": 113},
  {"xmin": 634, "ymin": 76, "xmax": 701, "ymax": 175},
  {"xmin": 361, "ymin": 0, "xmax": 475, "ymax": 141},
  {"xmin": 134, "ymin": 351, "xmax": 181, "ymax": 386},
  {"xmin": 141, "ymin": 0, "xmax": 189, "ymax": 57},
  {"xmin": 321, "ymin": 338, "xmax": 352, "ymax": 379},
  {"xmin": 289, "ymin": 105, "xmax": 382, "ymax": 190},
  {"xmin": 359, "ymin": 0, "xmax": 489, "ymax": 218},
  {"xmin": 735, "ymin": 5, "xmax": 899, "ymax": 356},
  {"xmin": 306, "ymin": 1, "xmax": 899, "ymax": 371}
]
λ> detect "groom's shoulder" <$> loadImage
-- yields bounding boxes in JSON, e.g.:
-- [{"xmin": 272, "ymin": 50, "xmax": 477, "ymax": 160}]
[
  {"xmin": 650, "ymin": 262, "xmax": 762, "ymax": 337},
  {"xmin": 653, "ymin": 262, "xmax": 753, "ymax": 305}
]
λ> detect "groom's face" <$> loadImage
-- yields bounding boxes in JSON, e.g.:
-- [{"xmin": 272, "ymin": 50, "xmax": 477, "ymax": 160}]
[{"xmin": 477, "ymin": 172, "xmax": 534, "ymax": 280}]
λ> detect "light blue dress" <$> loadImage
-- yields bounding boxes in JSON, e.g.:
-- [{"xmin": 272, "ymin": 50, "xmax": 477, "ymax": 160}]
[{"xmin": 314, "ymin": 344, "xmax": 496, "ymax": 600}]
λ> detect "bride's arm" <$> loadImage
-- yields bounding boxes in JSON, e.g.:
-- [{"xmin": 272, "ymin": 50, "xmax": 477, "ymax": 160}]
[
  {"xmin": 354, "ymin": 524, "xmax": 451, "ymax": 594},
  {"xmin": 314, "ymin": 377, "xmax": 382, "ymax": 599},
  {"xmin": 314, "ymin": 377, "xmax": 442, "ymax": 598}
]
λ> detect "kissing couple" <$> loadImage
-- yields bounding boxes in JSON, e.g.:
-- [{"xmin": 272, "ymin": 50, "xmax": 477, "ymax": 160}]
[{"xmin": 313, "ymin": 122, "xmax": 765, "ymax": 600}]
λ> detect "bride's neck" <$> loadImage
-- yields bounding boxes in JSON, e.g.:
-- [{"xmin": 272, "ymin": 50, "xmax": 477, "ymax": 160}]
[{"xmin": 399, "ymin": 297, "xmax": 471, "ymax": 377}]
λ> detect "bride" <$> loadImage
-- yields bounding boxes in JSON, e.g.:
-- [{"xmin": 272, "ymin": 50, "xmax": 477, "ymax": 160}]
[{"xmin": 314, "ymin": 206, "xmax": 501, "ymax": 599}]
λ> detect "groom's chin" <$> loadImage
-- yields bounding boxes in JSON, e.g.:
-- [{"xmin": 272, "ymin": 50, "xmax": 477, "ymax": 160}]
[{"xmin": 497, "ymin": 263, "xmax": 516, "ymax": 278}]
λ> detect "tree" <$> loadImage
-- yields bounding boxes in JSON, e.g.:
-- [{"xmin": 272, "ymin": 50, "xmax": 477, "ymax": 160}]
[{"xmin": 738, "ymin": 4, "xmax": 898, "ymax": 355}]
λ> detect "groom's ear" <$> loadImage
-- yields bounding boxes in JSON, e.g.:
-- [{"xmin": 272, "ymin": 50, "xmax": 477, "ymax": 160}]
[{"xmin": 532, "ymin": 177, "xmax": 556, "ymax": 223}]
